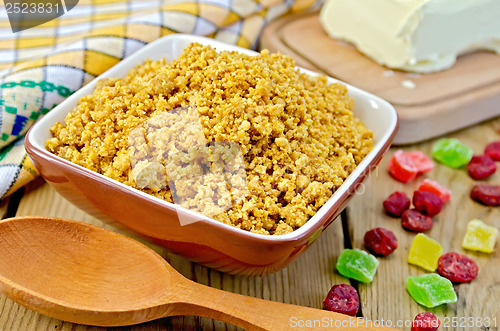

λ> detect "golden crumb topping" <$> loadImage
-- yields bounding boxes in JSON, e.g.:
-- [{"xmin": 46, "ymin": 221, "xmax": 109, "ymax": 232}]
[{"xmin": 47, "ymin": 43, "xmax": 373, "ymax": 235}]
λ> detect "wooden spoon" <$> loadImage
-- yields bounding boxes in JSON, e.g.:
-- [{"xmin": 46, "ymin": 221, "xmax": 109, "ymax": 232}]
[{"xmin": 0, "ymin": 216, "xmax": 396, "ymax": 330}]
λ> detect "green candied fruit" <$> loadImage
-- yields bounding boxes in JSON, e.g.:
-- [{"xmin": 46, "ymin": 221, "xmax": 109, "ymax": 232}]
[
  {"xmin": 431, "ymin": 138, "xmax": 473, "ymax": 168},
  {"xmin": 336, "ymin": 248, "xmax": 379, "ymax": 283},
  {"xmin": 406, "ymin": 273, "xmax": 457, "ymax": 308}
]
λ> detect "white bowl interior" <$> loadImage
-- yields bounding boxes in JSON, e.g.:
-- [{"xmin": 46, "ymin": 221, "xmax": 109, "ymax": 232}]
[{"xmin": 27, "ymin": 34, "xmax": 398, "ymax": 240}]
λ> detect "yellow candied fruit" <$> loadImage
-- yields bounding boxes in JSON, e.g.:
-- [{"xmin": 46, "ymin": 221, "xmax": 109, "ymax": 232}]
[
  {"xmin": 462, "ymin": 219, "xmax": 498, "ymax": 253},
  {"xmin": 408, "ymin": 233, "xmax": 442, "ymax": 272}
]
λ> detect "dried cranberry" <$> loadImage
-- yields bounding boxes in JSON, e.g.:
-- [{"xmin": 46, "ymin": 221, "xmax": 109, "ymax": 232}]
[
  {"xmin": 467, "ymin": 155, "xmax": 497, "ymax": 180},
  {"xmin": 437, "ymin": 252, "xmax": 478, "ymax": 283},
  {"xmin": 364, "ymin": 228, "xmax": 398, "ymax": 257},
  {"xmin": 470, "ymin": 184, "xmax": 500, "ymax": 206},
  {"xmin": 401, "ymin": 209, "xmax": 433, "ymax": 232},
  {"xmin": 413, "ymin": 191, "xmax": 443, "ymax": 217},
  {"xmin": 411, "ymin": 312, "xmax": 440, "ymax": 331},
  {"xmin": 485, "ymin": 141, "xmax": 500, "ymax": 161},
  {"xmin": 383, "ymin": 191, "xmax": 411, "ymax": 217},
  {"xmin": 323, "ymin": 284, "xmax": 360, "ymax": 316}
]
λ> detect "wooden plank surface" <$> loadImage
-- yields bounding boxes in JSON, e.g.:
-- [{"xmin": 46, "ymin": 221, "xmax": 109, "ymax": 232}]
[
  {"xmin": 260, "ymin": 11, "xmax": 500, "ymax": 145},
  {"xmin": 0, "ymin": 179, "xmax": 348, "ymax": 330},
  {"xmin": 1, "ymin": 122, "xmax": 499, "ymax": 330},
  {"xmin": 1, "ymin": 119, "xmax": 499, "ymax": 330},
  {"xmin": 348, "ymin": 118, "xmax": 500, "ymax": 330},
  {"xmin": 1, "ymin": 11, "xmax": 499, "ymax": 329},
  {"xmin": 0, "ymin": 197, "xmax": 8, "ymax": 219}
]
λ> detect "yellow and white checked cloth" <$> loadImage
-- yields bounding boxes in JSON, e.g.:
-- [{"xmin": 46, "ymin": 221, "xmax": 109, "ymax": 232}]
[{"xmin": 0, "ymin": 0, "xmax": 321, "ymax": 199}]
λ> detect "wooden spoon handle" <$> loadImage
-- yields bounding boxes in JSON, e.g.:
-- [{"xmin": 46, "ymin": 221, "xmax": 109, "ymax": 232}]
[{"xmin": 170, "ymin": 280, "xmax": 399, "ymax": 331}]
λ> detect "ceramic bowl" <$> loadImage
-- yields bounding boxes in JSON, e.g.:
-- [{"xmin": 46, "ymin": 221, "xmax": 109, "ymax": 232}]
[{"xmin": 25, "ymin": 34, "xmax": 398, "ymax": 276}]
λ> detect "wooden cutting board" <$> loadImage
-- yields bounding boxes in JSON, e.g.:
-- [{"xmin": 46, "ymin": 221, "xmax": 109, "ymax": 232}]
[{"xmin": 260, "ymin": 11, "xmax": 500, "ymax": 145}]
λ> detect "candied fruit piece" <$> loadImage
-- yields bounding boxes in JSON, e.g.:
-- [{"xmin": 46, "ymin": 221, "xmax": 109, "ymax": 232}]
[
  {"xmin": 418, "ymin": 179, "xmax": 451, "ymax": 203},
  {"xmin": 437, "ymin": 252, "xmax": 478, "ymax": 283},
  {"xmin": 407, "ymin": 151, "xmax": 435, "ymax": 173},
  {"xmin": 336, "ymin": 248, "xmax": 379, "ymax": 283},
  {"xmin": 383, "ymin": 191, "xmax": 411, "ymax": 217},
  {"xmin": 467, "ymin": 155, "xmax": 497, "ymax": 180},
  {"xmin": 406, "ymin": 273, "xmax": 457, "ymax": 308},
  {"xmin": 432, "ymin": 138, "xmax": 473, "ymax": 168},
  {"xmin": 408, "ymin": 233, "xmax": 443, "ymax": 272},
  {"xmin": 470, "ymin": 184, "xmax": 500, "ymax": 206},
  {"xmin": 388, "ymin": 150, "xmax": 433, "ymax": 183},
  {"xmin": 413, "ymin": 191, "xmax": 443, "ymax": 217},
  {"xmin": 364, "ymin": 228, "xmax": 398, "ymax": 256},
  {"xmin": 402, "ymin": 209, "xmax": 433, "ymax": 232},
  {"xmin": 411, "ymin": 312, "xmax": 440, "ymax": 331},
  {"xmin": 485, "ymin": 141, "xmax": 500, "ymax": 161},
  {"xmin": 323, "ymin": 284, "xmax": 360, "ymax": 316},
  {"xmin": 462, "ymin": 219, "xmax": 498, "ymax": 253},
  {"xmin": 388, "ymin": 150, "xmax": 419, "ymax": 183}
]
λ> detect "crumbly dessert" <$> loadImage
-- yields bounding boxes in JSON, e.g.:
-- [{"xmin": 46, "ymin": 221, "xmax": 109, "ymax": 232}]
[{"xmin": 46, "ymin": 43, "xmax": 373, "ymax": 235}]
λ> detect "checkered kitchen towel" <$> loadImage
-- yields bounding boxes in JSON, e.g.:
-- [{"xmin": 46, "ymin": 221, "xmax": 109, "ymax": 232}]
[{"xmin": 0, "ymin": 0, "xmax": 321, "ymax": 199}]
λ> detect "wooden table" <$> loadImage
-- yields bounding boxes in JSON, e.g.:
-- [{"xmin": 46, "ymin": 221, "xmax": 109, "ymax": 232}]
[{"xmin": 1, "ymin": 120, "xmax": 500, "ymax": 330}]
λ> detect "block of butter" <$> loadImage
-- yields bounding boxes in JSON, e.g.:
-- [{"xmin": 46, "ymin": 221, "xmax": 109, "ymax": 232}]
[{"xmin": 320, "ymin": 0, "xmax": 500, "ymax": 73}]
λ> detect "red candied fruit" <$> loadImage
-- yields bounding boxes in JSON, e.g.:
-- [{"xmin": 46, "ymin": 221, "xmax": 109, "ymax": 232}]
[
  {"xmin": 364, "ymin": 228, "xmax": 398, "ymax": 257},
  {"xmin": 413, "ymin": 191, "xmax": 443, "ymax": 217},
  {"xmin": 437, "ymin": 252, "xmax": 478, "ymax": 283},
  {"xmin": 388, "ymin": 150, "xmax": 434, "ymax": 183},
  {"xmin": 407, "ymin": 151, "xmax": 435, "ymax": 173},
  {"xmin": 411, "ymin": 312, "xmax": 440, "ymax": 331},
  {"xmin": 467, "ymin": 155, "xmax": 497, "ymax": 180},
  {"xmin": 417, "ymin": 179, "xmax": 451, "ymax": 203},
  {"xmin": 470, "ymin": 184, "xmax": 500, "ymax": 206},
  {"xmin": 323, "ymin": 284, "xmax": 360, "ymax": 316},
  {"xmin": 485, "ymin": 141, "xmax": 500, "ymax": 161},
  {"xmin": 383, "ymin": 191, "xmax": 411, "ymax": 217},
  {"xmin": 388, "ymin": 150, "xmax": 419, "ymax": 183},
  {"xmin": 401, "ymin": 209, "xmax": 433, "ymax": 232}
]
